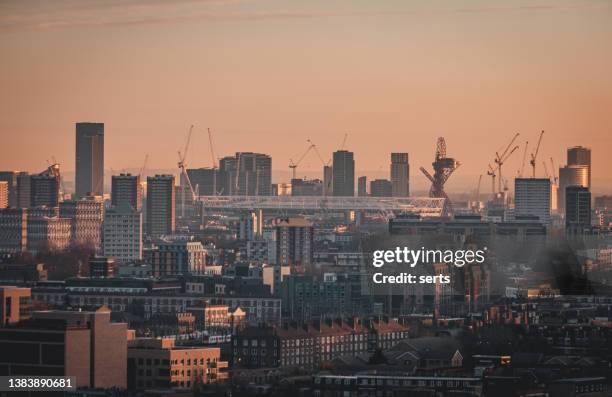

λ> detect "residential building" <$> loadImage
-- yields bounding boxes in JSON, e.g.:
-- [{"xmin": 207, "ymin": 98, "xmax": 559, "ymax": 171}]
[
  {"xmin": 187, "ymin": 168, "xmax": 218, "ymax": 196},
  {"xmin": 390, "ymin": 152, "xmax": 409, "ymax": 197},
  {"xmin": 218, "ymin": 152, "xmax": 272, "ymax": 196},
  {"xmin": 144, "ymin": 238, "xmax": 207, "ymax": 276},
  {"xmin": 111, "ymin": 173, "xmax": 141, "ymax": 210},
  {"xmin": 233, "ymin": 317, "xmax": 409, "ymax": 369},
  {"xmin": 103, "ymin": 202, "xmax": 143, "ymax": 263},
  {"xmin": 236, "ymin": 210, "xmax": 262, "ymax": 240},
  {"xmin": 274, "ymin": 217, "xmax": 314, "ymax": 268},
  {"xmin": 146, "ymin": 174, "xmax": 175, "ymax": 236}
]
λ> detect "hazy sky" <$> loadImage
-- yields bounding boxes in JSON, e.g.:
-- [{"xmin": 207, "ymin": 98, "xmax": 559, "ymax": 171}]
[{"xmin": 1, "ymin": 0, "xmax": 611, "ymax": 193}]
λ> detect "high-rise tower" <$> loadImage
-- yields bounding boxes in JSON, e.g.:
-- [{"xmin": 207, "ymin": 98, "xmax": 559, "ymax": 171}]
[{"xmin": 75, "ymin": 122, "xmax": 104, "ymax": 198}]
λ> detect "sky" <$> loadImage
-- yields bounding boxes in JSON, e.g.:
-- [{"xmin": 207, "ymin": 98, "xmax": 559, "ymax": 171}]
[{"xmin": 1, "ymin": 0, "xmax": 611, "ymax": 193}]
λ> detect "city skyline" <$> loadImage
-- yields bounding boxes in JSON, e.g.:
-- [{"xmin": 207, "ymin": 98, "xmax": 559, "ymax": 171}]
[{"xmin": 1, "ymin": 0, "xmax": 611, "ymax": 193}]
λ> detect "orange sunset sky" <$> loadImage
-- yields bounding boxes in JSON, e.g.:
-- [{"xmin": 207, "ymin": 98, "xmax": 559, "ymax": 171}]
[{"xmin": 1, "ymin": 0, "xmax": 611, "ymax": 193}]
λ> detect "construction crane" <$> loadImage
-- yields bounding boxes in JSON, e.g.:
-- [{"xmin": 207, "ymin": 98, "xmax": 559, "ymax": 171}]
[
  {"xmin": 50, "ymin": 156, "xmax": 67, "ymax": 198},
  {"xmin": 543, "ymin": 161, "xmax": 550, "ymax": 179},
  {"xmin": 529, "ymin": 130, "xmax": 545, "ymax": 178},
  {"xmin": 550, "ymin": 157, "xmax": 558, "ymax": 184},
  {"xmin": 288, "ymin": 141, "xmax": 315, "ymax": 180},
  {"xmin": 207, "ymin": 128, "xmax": 217, "ymax": 169},
  {"xmin": 494, "ymin": 133, "xmax": 520, "ymax": 194},
  {"xmin": 139, "ymin": 154, "xmax": 148, "ymax": 178},
  {"xmin": 340, "ymin": 133, "xmax": 348, "ymax": 151},
  {"xmin": 518, "ymin": 141, "xmax": 529, "ymax": 177},
  {"xmin": 177, "ymin": 125, "xmax": 196, "ymax": 218},
  {"xmin": 474, "ymin": 174, "xmax": 482, "ymax": 203},
  {"xmin": 487, "ymin": 163, "xmax": 498, "ymax": 197},
  {"xmin": 311, "ymin": 141, "xmax": 331, "ymax": 167}
]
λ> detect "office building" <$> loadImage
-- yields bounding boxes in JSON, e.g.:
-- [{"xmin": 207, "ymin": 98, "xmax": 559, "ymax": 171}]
[
  {"xmin": 26, "ymin": 215, "xmax": 71, "ymax": 253},
  {"xmin": 30, "ymin": 165, "xmax": 60, "ymax": 207},
  {"xmin": 60, "ymin": 195, "xmax": 104, "ymax": 249},
  {"xmin": 103, "ymin": 203, "xmax": 143, "ymax": 263},
  {"xmin": 0, "ymin": 286, "xmax": 31, "ymax": 326},
  {"xmin": 127, "ymin": 338, "xmax": 228, "ymax": 390},
  {"xmin": 0, "ymin": 208, "xmax": 28, "ymax": 253},
  {"xmin": 558, "ymin": 165, "xmax": 589, "ymax": 212},
  {"xmin": 370, "ymin": 179, "xmax": 393, "ymax": 197},
  {"xmin": 111, "ymin": 173, "xmax": 141, "ymax": 210},
  {"xmin": 567, "ymin": 146, "xmax": 591, "ymax": 188},
  {"xmin": 0, "ymin": 181, "xmax": 7, "ymax": 209},
  {"xmin": 358, "ymin": 176, "xmax": 367, "ymax": 197},
  {"xmin": 566, "ymin": 186, "xmax": 591, "ymax": 228},
  {"xmin": 323, "ymin": 165, "xmax": 333, "ymax": 196},
  {"xmin": 16, "ymin": 172, "xmax": 31, "ymax": 208},
  {"xmin": 144, "ymin": 238, "xmax": 207, "ymax": 276},
  {"xmin": 274, "ymin": 217, "xmax": 314, "ymax": 267},
  {"xmin": 391, "ymin": 152, "xmax": 410, "ymax": 197},
  {"xmin": 332, "ymin": 150, "xmax": 355, "ymax": 196},
  {"xmin": 515, "ymin": 178, "xmax": 551, "ymax": 225},
  {"xmin": 0, "ymin": 307, "xmax": 127, "ymax": 388},
  {"xmin": 187, "ymin": 167, "xmax": 218, "ymax": 196},
  {"xmin": 146, "ymin": 174, "xmax": 175, "ymax": 236},
  {"xmin": 75, "ymin": 122, "xmax": 104, "ymax": 198}
]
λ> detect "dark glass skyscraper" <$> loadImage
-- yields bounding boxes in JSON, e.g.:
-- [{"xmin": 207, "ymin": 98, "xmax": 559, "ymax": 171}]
[
  {"xmin": 565, "ymin": 186, "xmax": 591, "ymax": 228},
  {"xmin": 567, "ymin": 146, "xmax": 591, "ymax": 188},
  {"xmin": 75, "ymin": 122, "xmax": 104, "ymax": 198},
  {"xmin": 332, "ymin": 150, "xmax": 354, "ymax": 197}
]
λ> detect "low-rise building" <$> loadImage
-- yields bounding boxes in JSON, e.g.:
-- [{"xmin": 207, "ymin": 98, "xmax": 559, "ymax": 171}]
[
  {"xmin": 127, "ymin": 337, "xmax": 228, "ymax": 390},
  {"xmin": 0, "ymin": 306, "xmax": 127, "ymax": 388}
]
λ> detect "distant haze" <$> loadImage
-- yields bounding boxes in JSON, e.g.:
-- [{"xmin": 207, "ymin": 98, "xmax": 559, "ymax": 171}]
[{"xmin": 1, "ymin": 0, "xmax": 611, "ymax": 194}]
